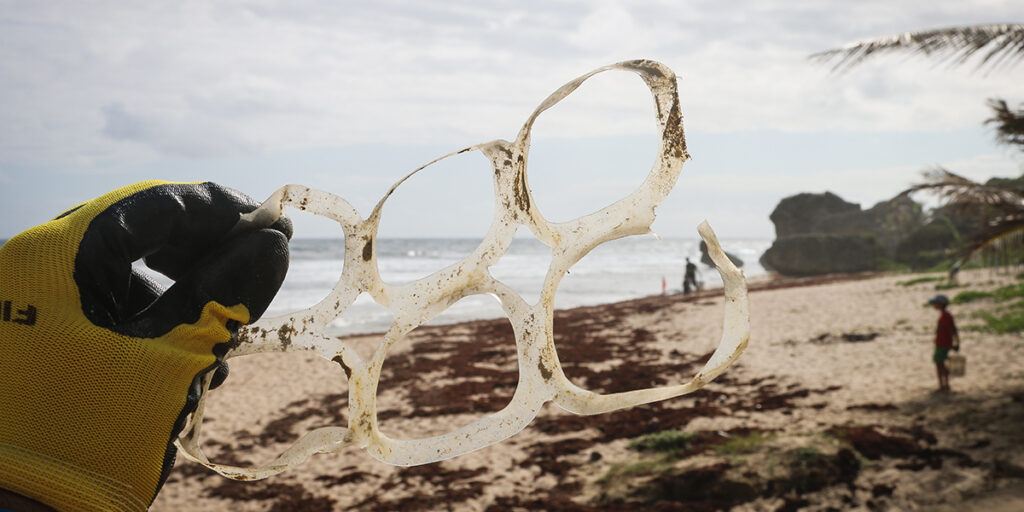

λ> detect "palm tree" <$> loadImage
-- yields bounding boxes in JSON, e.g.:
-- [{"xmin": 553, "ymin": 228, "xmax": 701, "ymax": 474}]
[
  {"xmin": 813, "ymin": 24, "xmax": 1024, "ymax": 272},
  {"xmin": 900, "ymin": 168, "xmax": 1024, "ymax": 269}
]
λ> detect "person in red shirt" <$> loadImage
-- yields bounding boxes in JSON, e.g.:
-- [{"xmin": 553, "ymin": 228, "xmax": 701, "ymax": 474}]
[{"xmin": 929, "ymin": 294, "xmax": 960, "ymax": 392}]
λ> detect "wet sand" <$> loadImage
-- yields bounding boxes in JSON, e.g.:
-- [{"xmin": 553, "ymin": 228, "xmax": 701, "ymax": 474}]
[{"xmin": 153, "ymin": 269, "xmax": 1024, "ymax": 511}]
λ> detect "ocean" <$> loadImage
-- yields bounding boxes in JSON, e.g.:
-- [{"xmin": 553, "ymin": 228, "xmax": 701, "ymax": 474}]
[
  {"xmin": 274, "ymin": 237, "xmax": 771, "ymax": 335},
  {"xmin": 0, "ymin": 237, "xmax": 771, "ymax": 335}
]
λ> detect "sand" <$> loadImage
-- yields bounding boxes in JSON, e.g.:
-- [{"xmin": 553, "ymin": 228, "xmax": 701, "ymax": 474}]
[{"xmin": 151, "ymin": 269, "xmax": 1024, "ymax": 511}]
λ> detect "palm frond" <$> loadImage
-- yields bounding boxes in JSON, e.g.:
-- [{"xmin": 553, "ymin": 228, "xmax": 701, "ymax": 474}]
[
  {"xmin": 903, "ymin": 167, "xmax": 1024, "ymax": 276},
  {"xmin": 954, "ymin": 221, "xmax": 1024, "ymax": 272},
  {"xmin": 986, "ymin": 98, "xmax": 1024, "ymax": 149},
  {"xmin": 900, "ymin": 167, "xmax": 1024, "ymax": 208},
  {"xmin": 810, "ymin": 23, "xmax": 1024, "ymax": 73}
]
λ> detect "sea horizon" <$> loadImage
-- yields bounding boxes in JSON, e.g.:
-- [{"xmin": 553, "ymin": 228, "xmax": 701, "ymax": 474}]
[{"xmin": 273, "ymin": 236, "xmax": 772, "ymax": 335}]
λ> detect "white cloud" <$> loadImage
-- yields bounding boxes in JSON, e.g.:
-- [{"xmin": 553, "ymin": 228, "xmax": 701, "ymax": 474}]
[
  {"xmin": 567, "ymin": 1, "xmax": 657, "ymax": 53},
  {"xmin": 2, "ymin": 0, "xmax": 1022, "ymax": 170},
  {"xmin": 2, "ymin": 0, "xmax": 1023, "ymax": 238}
]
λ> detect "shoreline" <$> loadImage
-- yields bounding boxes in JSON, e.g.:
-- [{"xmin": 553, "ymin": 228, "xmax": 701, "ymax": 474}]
[
  {"xmin": 154, "ymin": 268, "xmax": 1024, "ymax": 512},
  {"xmin": 336, "ymin": 270, "xmax": 885, "ymax": 341}
]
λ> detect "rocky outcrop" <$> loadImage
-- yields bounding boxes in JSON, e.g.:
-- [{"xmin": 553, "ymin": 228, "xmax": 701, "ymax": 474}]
[
  {"xmin": 761, "ymin": 191, "xmax": 939, "ymax": 276},
  {"xmin": 699, "ymin": 240, "xmax": 744, "ymax": 268},
  {"xmin": 761, "ymin": 234, "xmax": 886, "ymax": 276},
  {"xmin": 768, "ymin": 192, "xmax": 861, "ymax": 238}
]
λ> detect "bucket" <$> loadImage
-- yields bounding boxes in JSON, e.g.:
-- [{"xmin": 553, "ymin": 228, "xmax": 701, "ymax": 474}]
[{"xmin": 946, "ymin": 353, "xmax": 966, "ymax": 377}]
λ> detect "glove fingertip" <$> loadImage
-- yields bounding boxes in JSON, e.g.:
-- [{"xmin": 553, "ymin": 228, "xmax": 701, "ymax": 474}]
[
  {"xmin": 209, "ymin": 362, "xmax": 230, "ymax": 390},
  {"xmin": 270, "ymin": 215, "xmax": 294, "ymax": 241}
]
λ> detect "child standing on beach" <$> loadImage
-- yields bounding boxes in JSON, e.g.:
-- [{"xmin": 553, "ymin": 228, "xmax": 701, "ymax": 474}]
[{"xmin": 928, "ymin": 294, "xmax": 960, "ymax": 392}]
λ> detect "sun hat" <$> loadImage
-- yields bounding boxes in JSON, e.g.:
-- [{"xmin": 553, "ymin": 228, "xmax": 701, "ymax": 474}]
[{"xmin": 928, "ymin": 294, "xmax": 950, "ymax": 306}]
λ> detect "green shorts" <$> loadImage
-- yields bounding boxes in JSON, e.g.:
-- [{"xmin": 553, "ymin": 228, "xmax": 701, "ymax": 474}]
[{"xmin": 933, "ymin": 346, "xmax": 949, "ymax": 364}]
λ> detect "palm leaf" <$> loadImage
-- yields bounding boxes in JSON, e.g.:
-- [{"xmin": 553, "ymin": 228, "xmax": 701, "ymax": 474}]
[
  {"xmin": 953, "ymin": 221, "xmax": 1024, "ymax": 273},
  {"xmin": 900, "ymin": 167, "xmax": 1024, "ymax": 209},
  {"xmin": 986, "ymin": 98, "xmax": 1024, "ymax": 148},
  {"xmin": 811, "ymin": 23, "xmax": 1024, "ymax": 73},
  {"xmin": 901, "ymin": 167, "xmax": 1024, "ymax": 276}
]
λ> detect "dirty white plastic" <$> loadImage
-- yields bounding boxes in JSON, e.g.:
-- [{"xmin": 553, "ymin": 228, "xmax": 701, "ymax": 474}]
[
  {"xmin": 175, "ymin": 59, "xmax": 750, "ymax": 480},
  {"xmin": 947, "ymin": 353, "xmax": 966, "ymax": 377}
]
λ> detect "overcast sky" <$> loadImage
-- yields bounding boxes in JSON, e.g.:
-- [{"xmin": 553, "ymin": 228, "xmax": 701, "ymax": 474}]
[{"xmin": 2, "ymin": 1, "xmax": 1022, "ymax": 240}]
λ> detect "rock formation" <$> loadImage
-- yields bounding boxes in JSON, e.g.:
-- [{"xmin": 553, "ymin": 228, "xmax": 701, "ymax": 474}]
[
  {"xmin": 761, "ymin": 234, "xmax": 886, "ymax": 276},
  {"xmin": 699, "ymin": 240, "xmax": 744, "ymax": 268},
  {"xmin": 761, "ymin": 191, "xmax": 950, "ymax": 276}
]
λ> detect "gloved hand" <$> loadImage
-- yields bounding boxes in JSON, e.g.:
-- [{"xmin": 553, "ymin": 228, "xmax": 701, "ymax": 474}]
[{"xmin": 0, "ymin": 181, "xmax": 291, "ymax": 512}]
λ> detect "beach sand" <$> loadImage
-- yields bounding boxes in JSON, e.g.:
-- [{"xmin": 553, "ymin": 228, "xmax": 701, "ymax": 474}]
[{"xmin": 152, "ymin": 269, "xmax": 1024, "ymax": 511}]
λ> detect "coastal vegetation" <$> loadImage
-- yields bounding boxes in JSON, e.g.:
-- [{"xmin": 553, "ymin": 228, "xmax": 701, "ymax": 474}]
[
  {"xmin": 942, "ymin": 278, "xmax": 1024, "ymax": 333},
  {"xmin": 597, "ymin": 427, "xmax": 881, "ymax": 509},
  {"xmin": 715, "ymin": 430, "xmax": 775, "ymax": 456},
  {"xmin": 628, "ymin": 429, "xmax": 699, "ymax": 455},
  {"xmin": 896, "ymin": 275, "xmax": 945, "ymax": 287}
]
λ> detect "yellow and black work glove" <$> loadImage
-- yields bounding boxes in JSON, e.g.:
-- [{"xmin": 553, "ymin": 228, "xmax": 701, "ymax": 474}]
[{"xmin": 0, "ymin": 181, "xmax": 291, "ymax": 512}]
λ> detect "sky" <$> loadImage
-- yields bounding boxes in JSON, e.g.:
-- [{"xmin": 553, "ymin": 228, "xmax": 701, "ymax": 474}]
[{"xmin": 1, "ymin": 1, "xmax": 1022, "ymax": 241}]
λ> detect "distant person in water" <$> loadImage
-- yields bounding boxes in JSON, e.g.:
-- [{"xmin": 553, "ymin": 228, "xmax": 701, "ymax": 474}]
[
  {"xmin": 683, "ymin": 257, "xmax": 699, "ymax": 294},
  {"xmin": 929, "ymin": 294, "xmax": 960, "ymax": 392}
]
